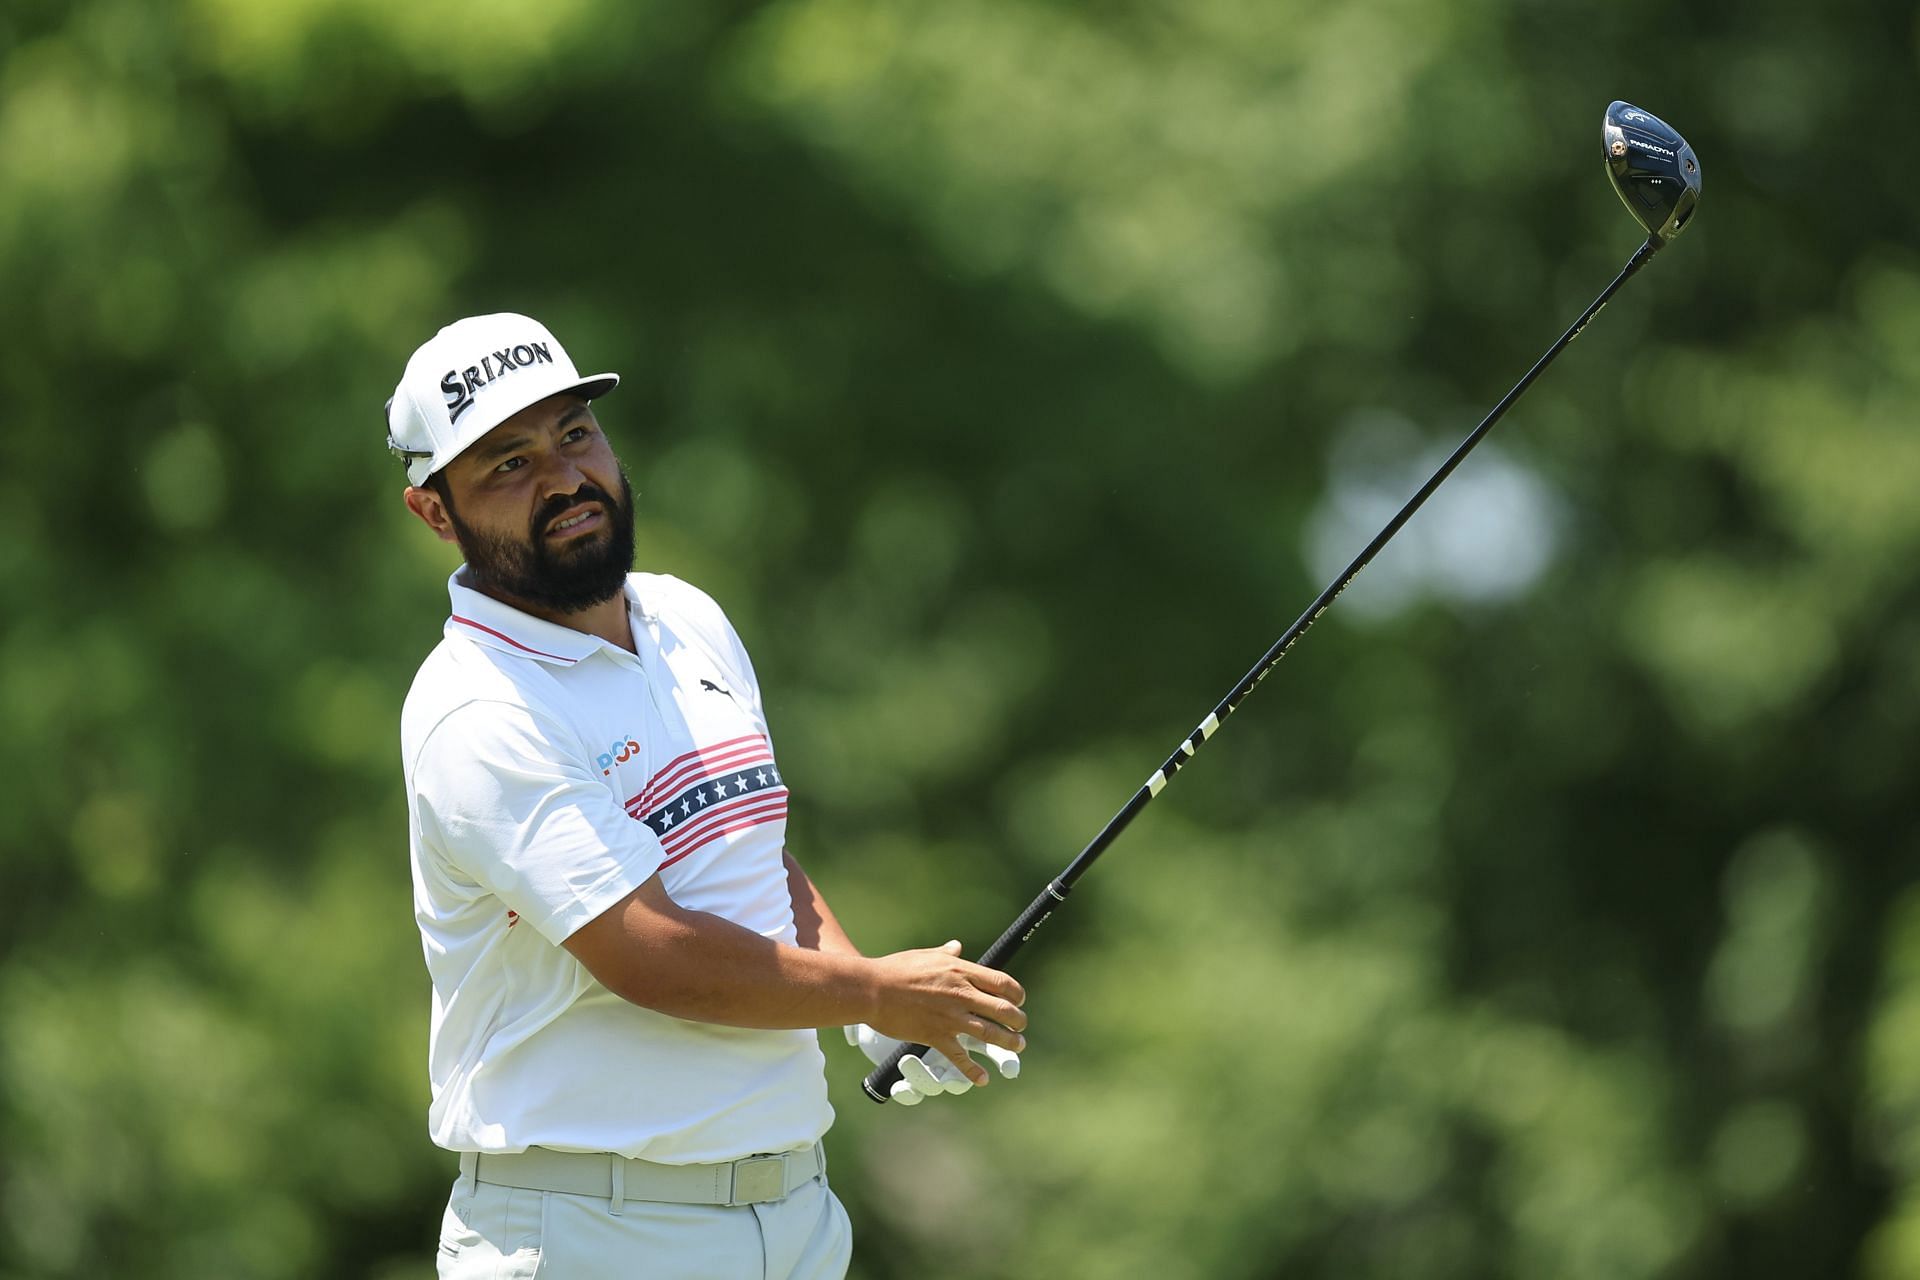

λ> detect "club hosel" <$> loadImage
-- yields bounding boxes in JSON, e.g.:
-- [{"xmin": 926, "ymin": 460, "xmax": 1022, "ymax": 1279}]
[{"xmin": 1567, "ymin": 238, "xmax": 1662, "ymax": 349}]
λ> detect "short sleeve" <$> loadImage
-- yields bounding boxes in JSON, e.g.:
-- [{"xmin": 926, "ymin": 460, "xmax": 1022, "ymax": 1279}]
[{"xmin": 412, "ymin": 700, "xmax": 667, "ymax": 945}]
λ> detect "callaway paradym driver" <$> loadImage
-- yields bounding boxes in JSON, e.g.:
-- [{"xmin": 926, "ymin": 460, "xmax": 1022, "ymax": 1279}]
[
  {"xmin": 864, "ymin": 100, "xmax": 1702, "ymax": 1104},
  {"xmin": 1603, "ymin": 101, "xmax": 1701, "ymax": 244}
]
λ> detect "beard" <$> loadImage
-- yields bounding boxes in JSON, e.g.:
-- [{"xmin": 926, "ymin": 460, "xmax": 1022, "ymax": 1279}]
[{"xmin": 446, "ymin": 470, "xmax": 637, "ymax": 614}]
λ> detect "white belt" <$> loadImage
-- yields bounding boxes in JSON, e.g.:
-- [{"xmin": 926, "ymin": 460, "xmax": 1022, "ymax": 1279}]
[{"xmin": 459, "ymin": 1143, "xmax": 825, "ymax": 1211}]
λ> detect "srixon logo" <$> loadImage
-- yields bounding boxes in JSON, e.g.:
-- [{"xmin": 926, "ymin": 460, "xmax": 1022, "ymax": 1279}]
[
  {"xmin": 598, "ymin": 735, "xmax": 642, "ymax": 776},
  {"xmin": 441, "ymin": 341, "xmax": 555, "ymax": 422}
]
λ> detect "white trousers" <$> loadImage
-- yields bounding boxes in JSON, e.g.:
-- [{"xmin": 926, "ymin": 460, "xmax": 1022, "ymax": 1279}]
[{"xmin": 436, "ymin": 1171, "xmax": 852, "ymax": 1279}]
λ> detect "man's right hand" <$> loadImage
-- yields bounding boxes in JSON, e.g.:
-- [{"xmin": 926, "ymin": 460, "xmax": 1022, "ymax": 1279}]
[{"xmin": 865, "ymin": 940, "xmax": 1026, "ymax": 1087}]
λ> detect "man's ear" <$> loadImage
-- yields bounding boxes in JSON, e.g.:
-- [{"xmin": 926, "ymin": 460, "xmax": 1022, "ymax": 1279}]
[{"xmin": 403, "ymin": 485, "xmax": 459, "ymax": 544}]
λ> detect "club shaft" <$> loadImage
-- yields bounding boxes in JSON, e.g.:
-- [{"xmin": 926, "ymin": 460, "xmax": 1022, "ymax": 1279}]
[{"xmin": 862, "ymin": 235, "xmax": 1663, "ymax": 1104}]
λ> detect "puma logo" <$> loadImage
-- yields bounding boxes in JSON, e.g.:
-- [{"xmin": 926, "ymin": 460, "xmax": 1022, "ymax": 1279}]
[{"xmin": 700, "ymin": 679, "xmax": 734, "ymax": 699}]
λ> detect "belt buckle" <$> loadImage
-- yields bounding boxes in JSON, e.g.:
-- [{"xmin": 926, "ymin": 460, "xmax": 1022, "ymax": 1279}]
[{"xmin": 729, "ymin": 1153, "xmax": 789, "ymax": 1205}]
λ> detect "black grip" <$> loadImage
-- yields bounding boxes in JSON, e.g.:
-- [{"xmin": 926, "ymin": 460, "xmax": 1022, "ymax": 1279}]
[
  {"xmin": 860, "ymin": 881, "xmax": 1068, "ymax": 1103},
  {"xmin": 976, "ymin": 881, "xmax": 1067, "ymax": 969}
]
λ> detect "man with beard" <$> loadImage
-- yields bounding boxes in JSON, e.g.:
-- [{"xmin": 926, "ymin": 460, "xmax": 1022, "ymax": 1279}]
[{"xmin": 387, "ymin": 314, "xmax": 1026, "ymax": 1279}]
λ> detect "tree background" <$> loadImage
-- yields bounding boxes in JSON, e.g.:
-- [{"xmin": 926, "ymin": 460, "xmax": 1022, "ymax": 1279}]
[{"xmin": 3, "ymin": 0, "xmax": 1917, "ymax": 1276}]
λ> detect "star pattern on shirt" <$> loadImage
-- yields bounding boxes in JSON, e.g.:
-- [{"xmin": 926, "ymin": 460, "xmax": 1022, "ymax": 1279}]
[{"xmin": 630, "ymin": 733, "xmax": 790, "ymax": 847}]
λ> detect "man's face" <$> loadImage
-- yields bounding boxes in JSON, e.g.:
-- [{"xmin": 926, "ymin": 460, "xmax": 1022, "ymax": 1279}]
[{"xmin": 411, "ymin": 393, "xmax": 636, "ymax": 615}]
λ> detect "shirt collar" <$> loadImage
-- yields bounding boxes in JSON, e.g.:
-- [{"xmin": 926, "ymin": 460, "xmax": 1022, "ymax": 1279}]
[{"xmin": 444, "ymin": 567, "xmax": 640, "ymax": 666}]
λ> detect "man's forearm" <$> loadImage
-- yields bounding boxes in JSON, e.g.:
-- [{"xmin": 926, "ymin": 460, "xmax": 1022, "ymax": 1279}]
[
  {"xmin": 578, "ymin": 883, "xmax": 880, "ymax": 1029},
  {"xmin": 564, "ymin": 874, "xmax": 1027, "ymax": 1071}
]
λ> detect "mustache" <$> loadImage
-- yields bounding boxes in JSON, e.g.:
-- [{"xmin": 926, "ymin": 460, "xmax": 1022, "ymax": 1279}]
[{"xmin": 531, "ymin": 483, "xmax": 620, "ymax": 535}]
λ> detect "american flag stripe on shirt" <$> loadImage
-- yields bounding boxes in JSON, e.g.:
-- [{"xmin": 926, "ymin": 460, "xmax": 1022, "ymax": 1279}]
[
  {"xmin": 660, "ymin": 795, "xmax": 789, "ymax": 863},
  {"xmin": 630, "ymin": 733, "xmax": 766, "ymax": 811},
  {"xmin": 626, "ymin": 734, "xmax": 788, "ymax": 866}
]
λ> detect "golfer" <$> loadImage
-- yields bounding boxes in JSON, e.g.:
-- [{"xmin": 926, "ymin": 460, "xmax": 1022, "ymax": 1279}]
[{"xmin": 388, "ymin": 313, "xmax": 1027, "ymax": 1279}]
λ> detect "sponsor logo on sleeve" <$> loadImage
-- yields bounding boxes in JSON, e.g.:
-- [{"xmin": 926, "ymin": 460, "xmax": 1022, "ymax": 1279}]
[{"xmin": 598, "ymin": 736, "xmax": 642, "ymax": 777}]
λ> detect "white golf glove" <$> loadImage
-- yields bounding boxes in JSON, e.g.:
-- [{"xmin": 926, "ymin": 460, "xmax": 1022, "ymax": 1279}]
[{"xmin": 844, "ymin": 1024, "xmax": 1021, "ymax": 1106}]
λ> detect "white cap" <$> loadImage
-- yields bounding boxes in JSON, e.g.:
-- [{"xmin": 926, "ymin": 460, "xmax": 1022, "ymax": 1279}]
[{"xmin": 386, "ymin": 313, "xmax": 619, "ymax": 486}]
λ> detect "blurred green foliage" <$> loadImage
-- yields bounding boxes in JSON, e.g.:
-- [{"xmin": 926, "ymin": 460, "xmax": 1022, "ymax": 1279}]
[{"xmin": 2, "ymin": 0, "xmax": 1916, "ymax": 1276}]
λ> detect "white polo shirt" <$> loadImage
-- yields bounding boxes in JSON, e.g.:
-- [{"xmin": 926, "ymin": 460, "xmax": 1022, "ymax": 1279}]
[{"xmin": 401, "ymin": 569, "xmax": 832, "ymax": 1164}]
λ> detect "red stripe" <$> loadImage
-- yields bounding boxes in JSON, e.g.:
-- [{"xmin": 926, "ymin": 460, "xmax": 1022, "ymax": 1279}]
[
  {"xmin": 636, "ymin": 748, "xmax": 773, "ymax": 813},
  {"xmin": 660, "ymin": 813, "xmax": 787, "ymax": 868},
  {"xmin": 630, "ymin": 740, "xmax": 773, "ymax": 810},
  {"xmin": 660, "ymin": 798, "xmax": 790, "ymax": 862},
  {"xmin": 660, "ymin": 792, "xmax": 789, "ymax": 853},
  {"xmin": 451, "ymin": 616, "xmax": 579, "ymax": 663},
  {"xmin": 635, "ymin": 751, "xmax": 776, "ymax": 815},
  {"xmin": 628, "ymin": 737, "xmax": 767, "ymax": 808},
  {"xmin": 657, "ymin": 804, "xmax": 789, "ymax": 869},
  {"xmin": 638, "ymin": 738, "xmax": 769, "ymax": 804},
  {"xmin": 640, "ymin": 734, "xmax": 763, "ymax": 788}
]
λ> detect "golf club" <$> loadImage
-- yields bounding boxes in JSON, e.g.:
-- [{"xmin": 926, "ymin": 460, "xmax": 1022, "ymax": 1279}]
[{"xmin": 864, "ymin": 100, "xmax": 1702, "ymax": 1104}]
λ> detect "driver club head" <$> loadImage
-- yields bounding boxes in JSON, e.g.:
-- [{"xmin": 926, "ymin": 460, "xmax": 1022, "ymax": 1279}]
[{"xmin": 1603, "ymin": 101, "xmax": 1701, "ymax": 246}]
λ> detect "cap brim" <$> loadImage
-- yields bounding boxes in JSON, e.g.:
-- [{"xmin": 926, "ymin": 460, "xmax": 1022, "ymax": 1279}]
[{"xmin": 569, "ymin": 373, "xmax": 619, "ymax": 401}]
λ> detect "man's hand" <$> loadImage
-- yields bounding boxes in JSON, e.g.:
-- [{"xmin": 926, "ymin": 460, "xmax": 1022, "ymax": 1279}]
[
  {"xmin": 845, "ymin": 1022, "xmax": 1022, "ymax": 1106},
  {"xmin": 864, "ymin": 940, "xmax": 1026, "ymax": 1088}
]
